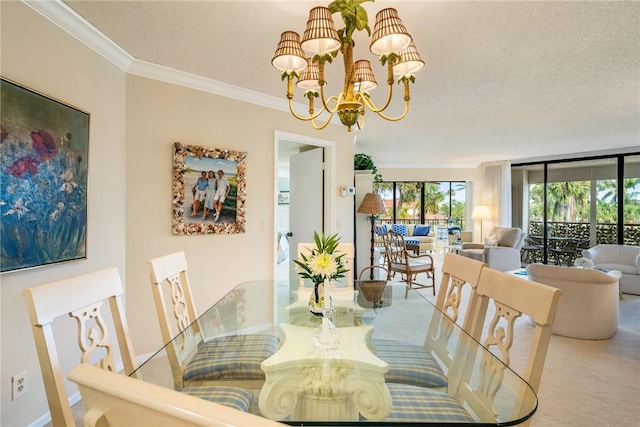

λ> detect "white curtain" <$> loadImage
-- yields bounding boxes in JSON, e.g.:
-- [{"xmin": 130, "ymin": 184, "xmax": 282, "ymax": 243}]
[{"xmin": 480, "ymin": 160, "xmax": 512, "ymax": 228}]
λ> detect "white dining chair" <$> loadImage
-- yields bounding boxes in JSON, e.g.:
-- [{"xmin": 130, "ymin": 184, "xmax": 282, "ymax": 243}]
[
  {"xmin": 69, "ymin": 364, "xmax": 286, "ymax": 427},
  {"xmin": 24, "ymin": 267, "xmax": 260, "ymax": 426},
  {"xmin": 373, "ymin": 253, "xmax": 486, "ymax": 390},
  {"xmin": 147, "ymin": 251, "xmax": 279, "ymax": 389},
  {"xmin": 23, "ymin": 268, "xmax": 137, "ymax": 427},
  {"xmin": 450, "ymin": 266, "xmax": 563, "ymax": 425}
]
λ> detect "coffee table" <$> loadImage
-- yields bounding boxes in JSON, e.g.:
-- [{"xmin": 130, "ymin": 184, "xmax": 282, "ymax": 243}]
[{"xmin": 443, "ymin": 243, "xmax": 462, "ymax": 254}]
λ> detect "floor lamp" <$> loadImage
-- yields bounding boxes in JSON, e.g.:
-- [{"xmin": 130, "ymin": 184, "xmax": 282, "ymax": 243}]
[
  {"xmin": 471, "ymin": 205, "xmax": 490, "ymax": 242},
  {"xmin": 357, "ymin": 193, "xmax": 387, "ymax": 279}
]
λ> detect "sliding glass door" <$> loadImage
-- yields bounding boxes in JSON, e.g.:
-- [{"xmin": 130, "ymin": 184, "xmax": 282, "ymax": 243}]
[{"xmin": 512, "ymin": 153, "xmax": 639, "ymax": 265}]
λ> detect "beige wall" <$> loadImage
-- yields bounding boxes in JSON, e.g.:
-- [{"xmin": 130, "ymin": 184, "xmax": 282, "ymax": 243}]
[
  {"xmin": 1, "ymin": 2, "xmax": 127, "ymax": 426},
  {"xmin": 124, "ymin": 75, "xmax": 354, "ymax": 355}
]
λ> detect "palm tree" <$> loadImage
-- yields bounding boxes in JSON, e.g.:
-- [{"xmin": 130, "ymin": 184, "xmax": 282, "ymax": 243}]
[{"xmin": 424, "ymin": 183, "xmax": 444, "ymax": 216}]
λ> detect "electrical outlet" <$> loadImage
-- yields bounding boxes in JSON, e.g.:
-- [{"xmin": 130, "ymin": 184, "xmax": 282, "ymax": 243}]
[{"xmin": 11, "ymin": 370, "xmax": 27, "ymax": 400}]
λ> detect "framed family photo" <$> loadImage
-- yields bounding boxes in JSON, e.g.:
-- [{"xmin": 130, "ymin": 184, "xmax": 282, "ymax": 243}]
[
  {"xmin": 172, "ymin": 142, "xmax": 247, "ymax": 235},
  {"xmin": 1, "ymin": 78, "xmax": 90, "ymax": 273}
]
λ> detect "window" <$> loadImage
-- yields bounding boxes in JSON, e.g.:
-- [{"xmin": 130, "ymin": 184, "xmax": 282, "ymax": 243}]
[
  {"xmin": 373, "ymin": 181, "xmax": 466, "ymax": 228},
  {"xmin": 512, "ymin": 153, "xmax": 639, "ymax": 264}
]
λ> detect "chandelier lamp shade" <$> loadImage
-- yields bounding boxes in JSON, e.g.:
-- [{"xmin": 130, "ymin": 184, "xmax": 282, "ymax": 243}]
[
  {"xmin": 357, "ymin": 192, "xmax": 388, "ymax": 279},
  {"xmin": 271, "ymin": 1, "xmax": 424, "ymax": 132}
]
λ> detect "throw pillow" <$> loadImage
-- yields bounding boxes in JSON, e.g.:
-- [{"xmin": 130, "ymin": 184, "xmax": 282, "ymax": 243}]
[
  {"xmin": 494, "ymin": 227, "xmax": 522, "ymax": 248},
  {"xmin": 484, "ymin": 238, "xmax": 498, "ymax": 247},
  {"xmin": 413, "ymin": 225, "xmax": 431, "ymax": 236},
  {"xmin": 391, "ymin": 224, "xmax": 408, "ymax": 236},
  {"xmin": 374, "ymin": 224, "xmax": 387, "ymax": 236}
]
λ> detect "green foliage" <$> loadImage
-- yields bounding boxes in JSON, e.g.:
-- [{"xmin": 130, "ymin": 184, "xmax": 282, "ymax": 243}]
[
  {"xmin": 328, "ymin": 0, "xmax": 374, "ymax": 43},
  {"xmin": 529, "ymin": 178, "xmax": 640, "ymax": 224},
  {"xmin": 398, "ymin": 74, "xmax": 416, "ymax": 84},
  {"xmin": 354, "ymin": 153, "xmax": 382, "ymax": 182},
  {"xmin": 304, "ymin": 90, "xmax": 319, "ymax": 100},
  {"xmin": 280, "ymin": 70, "xmax": 299, "ymax": 81}
]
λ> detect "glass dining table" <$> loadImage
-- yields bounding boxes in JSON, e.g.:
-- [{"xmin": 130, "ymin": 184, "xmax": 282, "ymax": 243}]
[{"xmin": 131, "ymin": 279, "xmax": 537, "ymax": 426}]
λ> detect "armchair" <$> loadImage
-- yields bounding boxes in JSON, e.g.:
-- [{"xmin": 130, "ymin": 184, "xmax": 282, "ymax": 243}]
[{"xmin": 458, "ymin": 227, "xmax": 524, "ymax": 272}]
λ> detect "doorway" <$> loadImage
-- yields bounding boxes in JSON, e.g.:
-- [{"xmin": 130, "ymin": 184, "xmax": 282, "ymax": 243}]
[{"xmin": 274, "ymin": 131, "xmax": 337, "ymax": 282}]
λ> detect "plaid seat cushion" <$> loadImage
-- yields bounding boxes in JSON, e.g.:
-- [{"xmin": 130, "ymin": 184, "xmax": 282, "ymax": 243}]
[
  {"xmin": 180, "ymin": 386, "xmax": 253, "ymax": 412},
  {"xmin": 184, "ymin": 334, "xmax": 279, "ymax": 381},
  {"xmin": 383, "ymin": 383, "xmax": 474, "ymax": 423},
  {"xmin": 373, "ymin": 339, "xmax": 447, "ymax": 388}
]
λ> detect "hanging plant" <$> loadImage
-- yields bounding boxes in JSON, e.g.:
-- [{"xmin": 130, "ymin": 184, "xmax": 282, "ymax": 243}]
[{"xmin": 354, "ymin": 153, "xmax": 382, "ymax": 182}]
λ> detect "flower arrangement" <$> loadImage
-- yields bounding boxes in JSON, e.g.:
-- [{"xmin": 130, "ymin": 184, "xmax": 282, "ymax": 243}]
[{"xmin": 294, "ymin": 231, "xmax": 348, "ymax": 285}]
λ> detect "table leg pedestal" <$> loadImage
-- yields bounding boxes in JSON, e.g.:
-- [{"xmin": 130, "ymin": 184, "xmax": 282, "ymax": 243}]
[{"xmin": 259, "ymin": 363, "xmax": 391, "ymax": 421}]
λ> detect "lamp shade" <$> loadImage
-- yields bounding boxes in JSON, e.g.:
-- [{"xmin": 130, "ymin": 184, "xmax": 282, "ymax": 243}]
[
  {"xmin": 297, "ymin": 58, "xmax": 321, "ymax": 90},
  {"xmin": 301, "ymin": 6, "xmax": 341, "ymax": 55},
  {"xmin": 357, "ymin": 193, "xmax": 387, "ymax": 215},
  {"xmin": 393, "ymin": 41, "xmax": 425, "ymax": 76},
  {"xmin": 369, "ymin": 8, "xmax": 412, "ymax": 56},
  {"xmin": 354, "ymin": 60, "xmax": 378, "ymax": 92},
  {"xmin": 471, "ymin": 205, "xmax": 490, "ymax": 220},
  {"xmin": 272, "ymin": 31, "xmax": 308, "ymax": 72}
]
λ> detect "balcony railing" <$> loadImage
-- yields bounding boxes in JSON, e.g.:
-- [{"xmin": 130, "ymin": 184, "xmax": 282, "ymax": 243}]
[
  {"xmin": 524, "ymin": 220, "xmax": 639, "ymax": 266},
  {"xmin": 529, "ymin": 220, "xmax": 639, "ymax": 246}
]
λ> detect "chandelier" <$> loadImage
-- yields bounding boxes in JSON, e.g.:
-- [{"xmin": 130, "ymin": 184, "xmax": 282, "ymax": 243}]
[{"xmin": 271, "ymin": 0, "xmax": 424, "ymax": 132}]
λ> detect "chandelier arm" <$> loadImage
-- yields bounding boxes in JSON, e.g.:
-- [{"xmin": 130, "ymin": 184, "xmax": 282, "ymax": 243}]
[
  {"xmin": 360, "ymin": 79, "xmax": 412, "ymax": 121},
  {"xmin": 360, "ymin": 81, "xmax": 394, "ymax": 114},
  {"xmin": 310, "ymin": 112, "xmax": 337, "ymax": 130},
  {"xmin": 288, "ymin": 98, "xmax": 327, "ymax": 122},
  {"xmin": 370, "ymin": 99, "xmax": 410, "ymax": 122},
  {"xmin": 318, "ymin": 84, "xmax": 342, "ymax": 114},
  {"xmin": 356, "ymin": 107, "xmax": 366, "ymax": 131}
]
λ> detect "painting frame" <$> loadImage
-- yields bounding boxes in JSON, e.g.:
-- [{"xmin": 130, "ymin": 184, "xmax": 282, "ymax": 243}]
[
  {"xmin": 172, "ymin": 142, "xmax": 247, "ymax": 235},
  {"xmin": 1, "ymin": 77, "xmax": 90, "ymax": 273}
]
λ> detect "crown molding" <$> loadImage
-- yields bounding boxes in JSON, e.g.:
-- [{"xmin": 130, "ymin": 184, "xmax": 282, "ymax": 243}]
[
  {"xmin": 126, "ymin": 59, "xmax": 291, "ymax": 113},
  {"xmin": 22, "ymin": 0, "xmax": 334, "ymax": 123},
  {"xmin": 22, "ymin": 0, "xmax": 133, "ymax": 71}
]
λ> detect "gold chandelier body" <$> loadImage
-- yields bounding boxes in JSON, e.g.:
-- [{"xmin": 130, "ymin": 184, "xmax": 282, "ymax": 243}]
[{"xmin": 272, "ymin": 1, "xmax": 424, "ymax": 132}]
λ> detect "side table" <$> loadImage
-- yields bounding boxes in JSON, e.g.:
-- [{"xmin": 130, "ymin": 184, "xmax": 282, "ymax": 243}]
[{"xmin": 442, "ymin": 243, "xmax": 462, "ymax": 254}]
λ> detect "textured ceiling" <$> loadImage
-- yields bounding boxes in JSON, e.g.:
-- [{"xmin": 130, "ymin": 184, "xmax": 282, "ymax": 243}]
[{"xmin": 64, "ymin": 0, "xmax": 640, "ymax": 167}]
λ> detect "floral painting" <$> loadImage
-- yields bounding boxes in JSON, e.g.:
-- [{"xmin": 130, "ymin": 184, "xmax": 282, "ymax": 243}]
[
  {"xmin": 1, "ymin": 78, "xmax": 89, "ymax": 273},
  {"xmin": 172, "ymin": 142, "xmax": 246, "ymax": 235}
]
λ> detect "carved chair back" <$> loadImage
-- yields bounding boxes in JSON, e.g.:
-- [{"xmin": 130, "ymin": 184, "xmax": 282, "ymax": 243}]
[
  {"xmin": 425, "ymin": 253, "xmax": 485, "ymax": 375},
  {"xmin": 147, "ymin": 251, "xmax": 203, "ymax": 388},
  {"xmin": 23, "ymin": 267, "xmax": 136, "ymax": 427},
  {"xmin": 451, "ymin": 267, "xmax": 562, "ymax": 424}
]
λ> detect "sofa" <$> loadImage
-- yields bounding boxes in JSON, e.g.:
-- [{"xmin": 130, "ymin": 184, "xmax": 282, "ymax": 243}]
[
  {"xmin": 526, "ymin": 263, "xmax": 621, "ymax": 339},
  {"xmin": 582, "ymin": 244, "xmax": 640, "ymax": 295},
  {"xmin": 375, "ymin": 224, "xmax": 436, "ymax": 252},
  {"xmin": 458, "ymin": 227, "xmax": 524, "ymax": 272}
]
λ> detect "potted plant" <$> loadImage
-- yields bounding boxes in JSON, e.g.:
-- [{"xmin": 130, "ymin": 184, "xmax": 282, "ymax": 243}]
[{"xmin": 354, "ymin": 153, "xmax": 382, "ymax": 182}]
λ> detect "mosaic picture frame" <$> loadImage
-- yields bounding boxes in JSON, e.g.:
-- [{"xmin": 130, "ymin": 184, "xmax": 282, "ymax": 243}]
[{"xmin": 172, "ymin": 142, "xmax": 246, "ymax": 235}]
